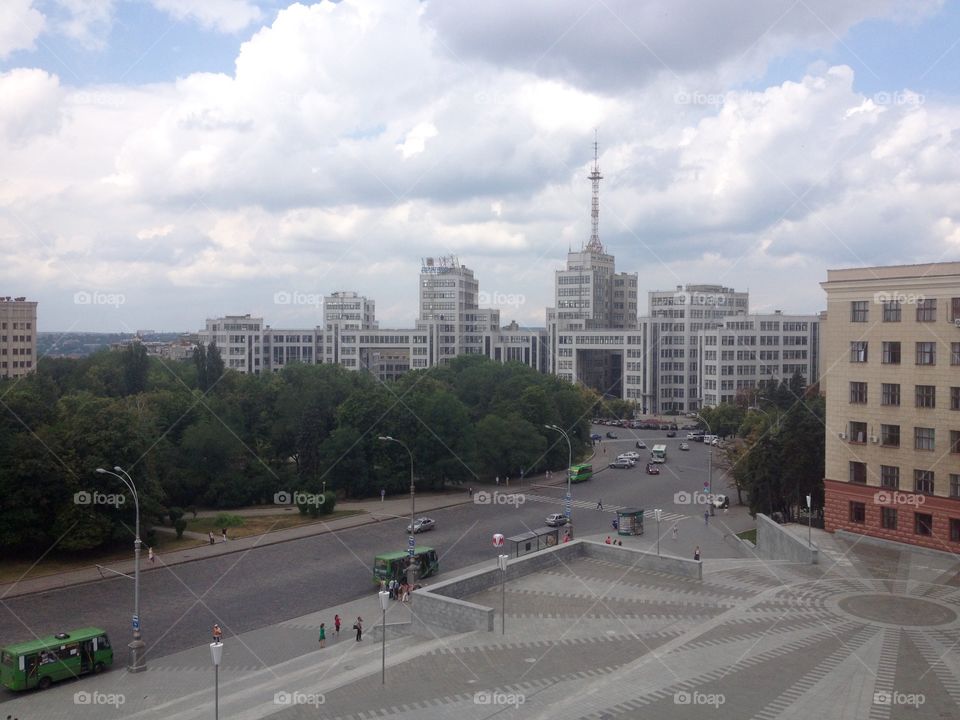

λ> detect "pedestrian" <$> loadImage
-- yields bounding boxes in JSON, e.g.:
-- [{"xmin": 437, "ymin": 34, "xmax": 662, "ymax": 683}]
[
  {"xmin": 318, "ymin": 623, "xmax": 326, "ymax": 648},
  {"xmin": 221, "ymin": 528, "xmax": 227, "ymax": 542},
  {"xmin": 704, "ymin": 510, "xmax": 709, "ymax": 526},
  {"xmin": 672, "ymin": 525, "xmax": 678, "ymax": 541},
  {"xmin": 334, "ymin": 614, "xmax": 341, "ymax": 636},
  {"xmin": 212, "ymin": 624, "xmax": 222, "ymax": 644},
  {"xmin": 496, "ymin": 476, "xmax": 500, "ymax": 487},
  {"xmin": 402, "ymin": 584, "xmax": 410, "ymax": 602},
  {"xmin": 208, "ymin": 531, "xmax": 215, "ymax": 546},
  {"xmin": 148, "ymin": 547, "xmax": 155, "ymax": 564},
  {"xmin": 505, "ymin": 476, "xmax": 510, "ymax": 486},
  {"xmin": 597, "ymin": 498, "xmax": 603, "ymax": 510},
  {"xmin": 605, "ymin": 536, "xmax": 612, "ymax": 544},
  {"xmin": 380, "ymin": 488, "xmax": 385, "ymax": 502},
  {"xmin": 563, "ymin": 531, "xmax": 571, "ymax": 542},
  {"xmin": 694, "ymin": 546, "xmax": 701, "ymax": 561},
  {"xmin": 617, "ymin": 540, "xmax": 623, "ymax": 546},
  {"xmin": 603, "ymin": 446, "xmax": 606, "ymax": 454},
  {"xmin": 354, "ymin": 617, "xmax": 363, "ymax": 641}
]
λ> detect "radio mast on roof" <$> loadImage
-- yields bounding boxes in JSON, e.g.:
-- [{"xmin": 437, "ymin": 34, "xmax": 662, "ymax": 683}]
[{"xmin": 585, "ymin": 129, "xmax": 604, "ymax": 253}]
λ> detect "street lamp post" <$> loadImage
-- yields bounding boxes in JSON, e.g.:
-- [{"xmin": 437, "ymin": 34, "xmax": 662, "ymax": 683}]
[
  {"xmin": 692, "ymin": 414, "xmax": 714, "ymax": 512},
  {"xmin": 497, "ymin": 554, "xmax": 508, "ymax": 635},
  {"xmin": 378, "ymin": 590, "xmax": 389, "ymax": 684},
  {"xmin": 545, "ymin": 425, "xmax": 574, "ymax": 537},
  {"xmin": 806, "ymin": 494, "xmax": 812, "ymax": 550},
  {"xmin": 378, "ymin": 436, "xmax": 417, "ymax": 586},
  {"xmin": 95, "ymin": 466, "xmax": 145, "ymax": 673},
  {"xmin": 654, "ymin": 509, "xmax": 662, "ymax": 556},
  {"xmin": 210, "ymin": 640, "xmax": 222, "ymax": 720}
]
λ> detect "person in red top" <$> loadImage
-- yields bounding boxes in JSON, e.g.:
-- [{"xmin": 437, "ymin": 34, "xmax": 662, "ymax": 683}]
[
  {"xmin": 604, "ymin": 536, "xmax": 612, "ymax": 544},
  {"xmin": 334, "ymin": 614, "xmax": 341, "ymax": 637}
]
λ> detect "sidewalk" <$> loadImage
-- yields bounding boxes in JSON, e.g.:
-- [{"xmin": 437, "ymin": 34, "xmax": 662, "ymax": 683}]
[{"xmin": 0, "ymin": 491, "xmax": 475, "ymax": 600}]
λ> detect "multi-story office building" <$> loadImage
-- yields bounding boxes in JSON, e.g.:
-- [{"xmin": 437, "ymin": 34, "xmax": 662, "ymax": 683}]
[
  {"xmin": 699, "ymin": 312, "xmax": 820, "ymax": 407},
  {"xmin": 0, "ymin": 296, "xmax": 37, "ymax": 379},
  {"xmin": 821, "ymin": 262, "xmax": 960, "ymax": 551},
  {"xmin": 646, "ymin": 285, "xmax": 749, "ymax": 413},
  {"xmin": 198, "ymin": 315, "xmax": 264, "ymax": 373}
]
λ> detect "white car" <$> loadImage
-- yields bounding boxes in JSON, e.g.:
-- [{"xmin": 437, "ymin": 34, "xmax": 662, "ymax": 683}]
[{"xmin": 621, "ymin": 451, "xmax": 640, "ymax": 460}]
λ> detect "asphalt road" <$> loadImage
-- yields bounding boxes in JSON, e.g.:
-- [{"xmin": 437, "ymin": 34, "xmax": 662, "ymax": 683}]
[{"xmin": 0, "ymin": 424, "xmax": 745, "ymax": 698}]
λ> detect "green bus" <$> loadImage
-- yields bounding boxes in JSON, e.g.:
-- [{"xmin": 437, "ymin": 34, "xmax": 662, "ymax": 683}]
[
  {"xmin": 373, "ymin": 547, "xmax": 439, "ymax": 584},
  {"xmin": 1, "ymin": 627, "xmax": 113, "ymax": 691},
  {"xmin": 569, "ymin": 464, "xmax": 593, "ymax": 483}
]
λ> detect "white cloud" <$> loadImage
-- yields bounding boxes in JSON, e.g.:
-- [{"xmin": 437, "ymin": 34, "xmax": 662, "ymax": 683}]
[
  {"xmin": 0, "ymin": 0, "xmax": 45, "ymax": 58},
  {"xmin": 52, "ymin": 0, "xmax": 116, "ymax": 49},
  {"xmin": 150, "ymin": 0, "xmax": 263, "ymax": 33},
  {"xmin": 0, "ymin": 68, "xmax": 62, "ymax": 142}
]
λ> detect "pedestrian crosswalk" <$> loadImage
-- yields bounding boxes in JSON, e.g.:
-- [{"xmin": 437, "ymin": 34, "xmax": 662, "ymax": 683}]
[{"xmin": 520, "ymin": 493, "xmax": 688, "ymax": 525}]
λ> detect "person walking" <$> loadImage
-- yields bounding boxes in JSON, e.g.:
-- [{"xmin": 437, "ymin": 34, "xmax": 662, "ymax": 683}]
[
  {"xmin": 148, "ymin": 547, "xmax": 155, "ymax": 564},
  {"xmin": 212, "ymin": 624, "xmax": 223, "ymax": 644},
  {"xmin": 597, "ymin": 498, "xmax": 603, "ymax": 511},
  {"xmin": 496, "ymin": 476, "xmax": 500, "ymax": 487},
  {"xmin": 334, "ymin": 614, "xmax": 341, "ymax": 637},
  {"xmin": 694, "ymin": 546, "xmax": 701, "ymax": 561},
  {"xmin": 221, "ymin": 528, "xmax": 228, "ymax": 542},
  {"xmin": 672, "ymin": 524, "xmax": 678, "ymax": 541},
  {"xmin": 208, "ymin": 531, "xmax": 215, "ymax": 546},
  {"xmin": 318, "ymin": 623, "xmax": 326, "ymax": 648},
  {"xmin": 704, "ymin": 510, "xmax": 709, "ymax": 526},
  {"xmin": 354, "ymin": 617, "xmax": 363, "ymax": 641}
]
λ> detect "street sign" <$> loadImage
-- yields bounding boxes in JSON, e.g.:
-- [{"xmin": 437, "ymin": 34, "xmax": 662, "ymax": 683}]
[
  {"xmin": 408, "ymin": 548, "xmax": 415, "ymax": 556},
  {"xmin": 493, "ymin": 533, "xmax": 504, "ymax": 547},
  {"xmin": 564, "ymin": 505, "xmax": 572, "ymax": 518},
  {"xmin": 132, "ymin": 615, "xmax": 140, "ymax": 631},
  {"xmin": 564, "ymin": 493, "xmax": 571, "ymax": 501},
  {"xmin": 408, "ymin": 536, "xmax": 415, "ymax": 547}
]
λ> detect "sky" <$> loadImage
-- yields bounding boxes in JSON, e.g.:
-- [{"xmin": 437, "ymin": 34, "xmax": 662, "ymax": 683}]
[{"xmin": 2, "ymin": 0, "xmax": 959, "ymax": 333}]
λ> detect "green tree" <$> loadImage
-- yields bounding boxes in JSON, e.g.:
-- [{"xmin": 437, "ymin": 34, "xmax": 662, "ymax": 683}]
[{"xmin": 122, "ymin": 343, "xmax": 150, "ymax": 395}]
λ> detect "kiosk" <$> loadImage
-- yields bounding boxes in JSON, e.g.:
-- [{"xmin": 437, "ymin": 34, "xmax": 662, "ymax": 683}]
[{"xmin": 616, "ymin": 508, "xmax": 645, "ymax": 536}]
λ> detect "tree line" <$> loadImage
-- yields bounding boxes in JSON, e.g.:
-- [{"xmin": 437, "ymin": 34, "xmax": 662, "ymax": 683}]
[{"xmin": 0, "ymin": 347, "xmax": 596, "ymax": 554}]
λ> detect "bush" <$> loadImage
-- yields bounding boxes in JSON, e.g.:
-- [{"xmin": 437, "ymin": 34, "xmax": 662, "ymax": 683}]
[
  {"xmin": 213, "ymin": 513, "xmax": 244, "ymax": 528},
  {"xmin": 173, "ymin": 518, "xmax": 188, "ymax": 539},
  {"xmin": 168, "ymin": 506, "xmax": 184, "ymax": 526}
]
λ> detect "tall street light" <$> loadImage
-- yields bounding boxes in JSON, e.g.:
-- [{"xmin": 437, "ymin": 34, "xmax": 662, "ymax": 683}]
[
  {"xmin": 545, "ymin": 425, "xmax": 573, "ymax": 537},
  {"xmin": 95, "ymin": 466, "xmax": 145, "ymax": 673},
  {"xmin": 210, "ymin": 640, "xmax": 222, "ymax": 720},
  {"xmin": 378, "ymin": 436, "xmax": 417, "ymax": 586},
  {"xmin": 654, "ymin": 509, "xmax": 662, "ymax": 556},
  {"xmin": 378, "ymin": 590, "xmax": 389, "ymax": 684},
  {"xmin": 692, "ymin": 414, "xmax": 714, "ymax": 508}
]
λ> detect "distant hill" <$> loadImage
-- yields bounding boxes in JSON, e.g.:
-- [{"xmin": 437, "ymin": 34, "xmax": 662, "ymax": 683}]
[{"xmin": 38, "ymin": 332, "xmax": 188, "ymax": 357}]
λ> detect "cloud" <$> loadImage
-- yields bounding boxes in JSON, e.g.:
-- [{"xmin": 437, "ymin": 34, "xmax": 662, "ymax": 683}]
[
  {"xmin": 0, "ymin": 0, "xmax": 45, "ymax": 58},
  {"xmin": 51, "ymin": 0, "xmax": 116, "ymax": 50},
  {"xmin": 0, "ymin": 68, "xmax": 63, "ymax": 142},
  {"xmin": 150, "ymin": 0, "xmax": 263, "ymax": 33}
]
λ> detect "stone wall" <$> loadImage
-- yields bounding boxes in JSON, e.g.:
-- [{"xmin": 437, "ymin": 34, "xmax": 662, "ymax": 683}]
[{"xmin": 756, "ymin": 513, "xmax": 818, "ymax": 564}]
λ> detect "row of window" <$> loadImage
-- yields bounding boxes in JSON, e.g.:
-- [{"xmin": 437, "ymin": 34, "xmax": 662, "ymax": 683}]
[
  {"xmin": 849, "ymin": 382, "xmax": 960, "ymax": 409},
  {"xmin": 0, "ymin": 322, "xmax": 33, "ymax": 329},
  {"xmin": 851, "ymin": 298, "xmax": 960, "ymax": 323},
  {"xmin": 850, "ymin": 340, "xmax": 960, "ymax": 365},
  {"xmin": 846, "ymin": 503, "xmax": 960, "ymax": 540},
  {"xmin": 848, "ymin": 462, "xmax": 960, "ymax": 495},
  {"xmin": 845, "ymin": 422, "xmax": 953, "ymax": 450}
]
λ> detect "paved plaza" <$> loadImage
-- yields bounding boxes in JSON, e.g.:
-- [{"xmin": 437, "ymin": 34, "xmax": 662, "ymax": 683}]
[{"xmin": 5, "ymin": 527, "xmax": 960, "ymax": 719}]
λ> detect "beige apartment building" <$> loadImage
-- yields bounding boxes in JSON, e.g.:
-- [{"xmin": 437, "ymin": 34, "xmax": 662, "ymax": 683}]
[
  {"xmin": 821, "ymin": 262, "xmax": 960, "ymax": 552},
  {"xmin": 0, "ymin": 297, "xmax": 38, "ymax": 379}
]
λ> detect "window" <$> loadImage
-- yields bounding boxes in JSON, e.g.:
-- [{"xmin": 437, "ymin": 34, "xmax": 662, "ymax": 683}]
[
  {"xmin": 952, "ymin": 474, "xmax": 960, "ymax": 498},
  {"xmin": 952, "ymin": 430, "xmax": 960, "ymax": 454},
  {"xmin": 880, "ymin": 424, "xmax": 900, "ymax": 447},
  {"xmin": 848, "ymin": 421, "xmax": 867, "ymax": 444},
  {"xmin": 880, "ymin": 465, "xmax": 900, "ymax": 489},
  {"xmin": 916, "ymin": 342, "xmax": 936, "ymax": 366},
  {"xmin": 952, "ymin": 297, "xmax": 960, "ymax": 322},
  {"xmin": 849, "ymin": 502, "xmax": 866, "ymax": 523},
  {"xmin": 914, "ymin": 427, "xmax": 935, "ymax": 450},
  {"xmin": 849, "ymin": 382, "xmax": 868, "ymax": 404},
  {"xmin": 915, "ymin": 512, "xmax": 933, "ymax": 536},
  {"xmin": 914, "ymin": 469, "xmax": 935, "ymax": 494},
  {"xmin": 882, "ymin": 300, "xmax": 901, "ymax": 322},
  {"xmin": 850, "ymin": 342, "xmax": 868, "ymax": 363},
  {"xmin": 881, "ymin": 341, "xmax": 901, "ymax": 364},
  {"xmin": 881, "ymin": 507, "xmax": 897, "ymax": 530},
  {"xmin": 881, "ymin": 383, "xmax": 900, "ymax": 407},
  {"xmin": 849, "ymin": 462, "xmax": 867, "ymax": 484},
  {"xmin": 953, "ymin": 343, "xmax": 960, "ymax": 366},
  {"xmin": 915, "ymin": 385, "xmax": 936, "ymax": 408},
  {"xmin": 916, "ymin": 298, "xmax": 937, "ymax": 322},
  {"xmin": 951, "ymin": 519, "xmax": 960, "ymax": 543},
  {"xmin": 851, "ymin": 301, "xmax": 868, "ymax": 322}
]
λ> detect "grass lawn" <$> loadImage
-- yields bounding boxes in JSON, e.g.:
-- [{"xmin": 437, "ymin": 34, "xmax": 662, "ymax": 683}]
[
  {"xmin": 186, "ymin": 510, "xmax": 362, "ymax": 540},
  {"xmin": 736, "ymin": 528, "xmax": 757, "ymax": 543}
]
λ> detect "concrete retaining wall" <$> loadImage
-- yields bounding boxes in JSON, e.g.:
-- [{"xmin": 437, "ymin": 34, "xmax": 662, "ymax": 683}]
[
  {"xmin": 582, "ymin": 542, "xmax": 703, "ymax": 580},
  {"xmin": 756, "ymin": 513, "xmax": 818, "ymax": 564}
]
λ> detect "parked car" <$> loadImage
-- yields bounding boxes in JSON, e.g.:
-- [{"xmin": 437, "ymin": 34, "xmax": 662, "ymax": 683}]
[
  {"xmin": 407, "ymin": 517, "xmax": 436, "ymax": 533},
  {"xmin": 545, "ymin": 513, "xmax": 568, "ymax": 527},
  {"xmin": 645, "ymin": 463, "xmax": 660, "ymax": 475},
  {"xmin": 666, "ymin": 430, "xmax": 677, "ymax": 438},
  {"xmin": 591, "ymin": 433, "xmax": 602, "ymax": 441},
  {"xmin": 609, "ymin": 458, "xmax": 632, "ymax": 469},
  {"xmin": 679, "ymin": 442, "xmax": 690, "ymax": 451},
  {"xmin": 659, "ymin": 424, "xmax": 670, "ymax": 430},
  {"xmin": 636, "ymin": 440, "xmax": 646, "ymax": 449},
  {"xmin": 713, "ymin": 494, "xmax": 730, "ymax": 509},
  {"xmin": 606, "ymin": 431, "xmax": 618, "ymax": 439},
  {"xmin": 621, "ymin": 451, "xmax": 640, "ymax": 459}
]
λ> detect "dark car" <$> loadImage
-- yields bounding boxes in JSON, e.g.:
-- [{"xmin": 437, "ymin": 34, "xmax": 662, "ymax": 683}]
[
  {"xmin": 659, "ymin": 424, "xmax": 670, "ymax": 430},
  {"xmin": 606, "ymin": 431, "xmax": 618, "ymax": 439},
  {"xmin": 636, "ymin": 440, "xmax": 646, "ymax": 449},
  {"xmin": 645, "ymin": 463, "xmax": 660, "ymax": 475},
  {"xmin": 591, "ymin": 433, "xmax": 602, "ymax": 441},
  {"xmin": 666, "ymin": 430, "xmax": 677, "ymax": 438}
]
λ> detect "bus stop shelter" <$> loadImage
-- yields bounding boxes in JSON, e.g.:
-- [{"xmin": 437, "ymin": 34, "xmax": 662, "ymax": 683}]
[
  {"xmin": 616, "ymin": 508, "xmax": 644, "ymax": 536},
  {"xmin": 507, "ymin": 527, "xmax": 560, "ymax": 557}
]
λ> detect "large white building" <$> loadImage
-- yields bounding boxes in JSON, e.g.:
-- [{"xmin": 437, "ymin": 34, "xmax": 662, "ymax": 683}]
[{"xmin": 0, "ymin": 296, "xmax": 37, "ymax": 379}]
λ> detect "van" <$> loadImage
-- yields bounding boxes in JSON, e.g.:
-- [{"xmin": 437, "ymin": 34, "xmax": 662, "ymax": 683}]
[{"xmin": 703, "ymin": 434, "xmax": 718, "ymax": 445}]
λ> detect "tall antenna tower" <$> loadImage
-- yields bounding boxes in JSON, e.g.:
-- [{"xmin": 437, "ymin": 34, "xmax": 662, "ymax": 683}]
[{"xmin": 585, "ymin": 129, "xmax": 604, "ymax": 253}]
